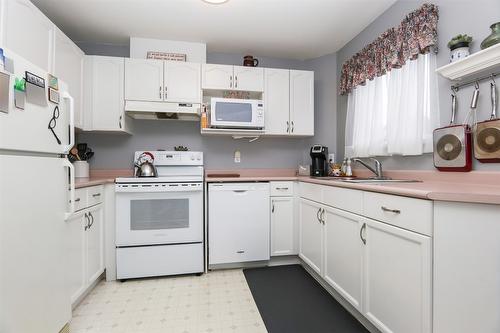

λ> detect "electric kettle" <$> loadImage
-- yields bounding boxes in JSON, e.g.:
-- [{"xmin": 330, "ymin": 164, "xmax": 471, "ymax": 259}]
[{"xmin": 135, "ymin": 152, "xmax": 158, "ymax": 177}]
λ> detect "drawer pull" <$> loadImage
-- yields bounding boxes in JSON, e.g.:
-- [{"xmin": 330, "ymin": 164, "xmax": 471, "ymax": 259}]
[
  {"xmin": 92, "ymin": 193, "xmax": 101, "ymax": 197},
  {"xmin": 74, "ymin": 198, "xmax": 81, "ymax": 202},
  {"xmin": 381, "ymin": 206, "xmax": 401, "ymax": 214},
  {"xmin": 236, "ymin": 250, "xmax": 245, "ymax": 254},
  {"xmin": 275, "ymin": 187, "xmax": 289, "ymax": 190}
]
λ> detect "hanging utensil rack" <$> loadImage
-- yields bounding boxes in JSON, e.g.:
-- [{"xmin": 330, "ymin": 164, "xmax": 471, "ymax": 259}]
[{"xmin": 451, "ymin": 72, "xmax": 497, "ymax": 90}]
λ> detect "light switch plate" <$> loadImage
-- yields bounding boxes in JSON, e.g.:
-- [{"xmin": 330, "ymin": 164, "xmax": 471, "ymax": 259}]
[{"xmin": 234, "ymin": 150, "xmax": 241, "ymax": 163}]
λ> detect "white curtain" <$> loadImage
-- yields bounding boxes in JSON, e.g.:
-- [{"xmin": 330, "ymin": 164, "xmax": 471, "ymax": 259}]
[{"xmin": 345, "ymin": 53, "xmax": 439, "ymax": 158}]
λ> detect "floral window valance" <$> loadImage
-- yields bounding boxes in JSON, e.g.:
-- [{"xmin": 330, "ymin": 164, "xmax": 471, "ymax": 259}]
[{"xmin": 339, "ymin": 3, "xmax": 439, "ymax": 95}]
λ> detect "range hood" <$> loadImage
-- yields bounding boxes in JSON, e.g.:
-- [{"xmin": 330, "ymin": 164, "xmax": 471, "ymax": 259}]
[{"xmin": 125, "ymin": 101, "xmax": 201, "ymax": 121}]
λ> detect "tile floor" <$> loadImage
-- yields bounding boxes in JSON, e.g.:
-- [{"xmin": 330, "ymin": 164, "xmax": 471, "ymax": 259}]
[{"xmin": 70, "ymin": 269, "xmax": 268, "ymax": 333}]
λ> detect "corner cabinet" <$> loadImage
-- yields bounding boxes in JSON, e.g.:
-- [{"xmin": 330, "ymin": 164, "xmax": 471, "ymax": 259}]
[
  {"xmin": 83, "ymin": 56, "xmax": 132, "ymax": 133},
  {"xmin": 298, "ymin": 182, "xmax": 432, "ymax": 333},
  {"xmin": 264, "ymin": 69, "xmax": 314, "ymax": 136}
]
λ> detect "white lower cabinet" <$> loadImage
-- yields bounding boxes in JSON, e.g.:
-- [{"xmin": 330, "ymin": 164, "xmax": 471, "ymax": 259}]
[
  {"xmin": 299, "ymin": 198, "xmax": 323, "ymax": 275},
  {"xmin": 66, "ymin": 198, "xmax": 104, "ymax": 306},
  {"xmin": 270, "ymin": 197, "xmax": 294, "ymax": 256},
  {"xmin": 299, "ymin": 184, "xmax": 432, "ymax": 333},
  {"xmin": 363, "ymin": 218, "xmax": 431, "ymax": 333},
  {"xmin": 323, "ymin": 207, "xmax": 364, "ymax": 311}
]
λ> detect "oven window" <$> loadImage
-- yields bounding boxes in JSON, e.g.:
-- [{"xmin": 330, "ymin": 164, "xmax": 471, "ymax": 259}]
[
  {"xmin": 130, "ymin": 199, "xmax": 189, "ymax": 230},
  {"xmin": 215, "ymin": 102, "xmax": 252, "ymax": 122}
]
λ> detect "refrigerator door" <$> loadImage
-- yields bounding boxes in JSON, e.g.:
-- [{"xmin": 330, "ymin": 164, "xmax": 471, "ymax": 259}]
[
  {"xmin": 0, "ymin": 49, "xmax": 74, "ymax": 154},
  {"xmin": 0, "ymin": 154, "xmax": 71, "ymax": 333}
]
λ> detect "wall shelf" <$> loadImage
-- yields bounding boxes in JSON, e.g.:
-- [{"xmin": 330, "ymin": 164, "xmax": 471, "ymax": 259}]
[{"xmin": 436, "ymin": 43, "xmax": 500, "ymax": 82}]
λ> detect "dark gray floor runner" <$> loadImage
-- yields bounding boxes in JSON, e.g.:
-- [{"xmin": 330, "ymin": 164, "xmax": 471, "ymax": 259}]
[{"xmin": 243, "ymin": 265, "xmax": 369, "ymax": 333}]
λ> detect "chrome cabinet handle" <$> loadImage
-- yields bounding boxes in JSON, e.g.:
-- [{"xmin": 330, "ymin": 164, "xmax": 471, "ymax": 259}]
[
  {"xmin": 320, "ymin": 209, "xmax": 325, "ymax": 224},
  {"xmin": 92, "ymin": 193, "xmax": 101, "ymax": 197},
  {"xmin": 291, "ymin": 121, "xmax": 294, "ymax": 133},
  {"xmin": 360, "ymin": 223, "xmax": 366, "ymax": 245},
  {"xmin": 381, "ymin": 206, "xmax": 401, "ymax": 214},
  {"xmin": 119, "ymin": 115, "xmax": 122, "ymax": 129},
  {"xmin": 74, "ymin": 198, "xmax": 81, "ymax": 202},
  {"xmin": 84, "ymin": 213, "xmax": 89, "ymax": 231},
  {"xmin": 159, "ymin": 86, "xmax": 162, "ymax": 99},
  {"xmin": 272, "ymin": 202, "xmax": 275, "ymax": 213},
  {"xmin": 286, "ymin": 121, "xmax": 290, "ymax": 133},
  {"xmin": 164, "ymin": 86, "xmax": 167, "ymax": 100},
  {"xmin": 236, "ymin": 250, "xmax": 245, "ymax": 254},
  {"xmin": 275, "ymin": 187, "xmax": 289, "ymax": 190},
  {"xmin": 230, "ymin": 76, "xmax": 233, "ymax": 88},
  {"xmin": 235, "ymin": 75, "xmax": 238, "ymax": 88},
  {"xmin": 233, "ymin": 190, "xmax": 247, "ymax": 193},
  {"xmin": 316, "ymin": 208, "xmax": 322, "ymax": 223}
]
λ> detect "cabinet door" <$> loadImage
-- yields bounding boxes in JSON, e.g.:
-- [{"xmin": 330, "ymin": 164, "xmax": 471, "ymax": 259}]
[
  {"xmin": 86, "ymin": 206, "xmax": 104, "ymax": 285},
  {"xmin": 2, "ymin": 0, "xmax": 54, "ymax": 72},
  {"xmin": 264, "ymin": 68, "xmax": 290, "ymax": 135},
  {"xmin": 54, "ymin": 28, "xmax": 84, "ymax": 129},
  {"xmin": 290, "ymin": 70, "xmax": 314, "ymax": 136},
  {"xmin": 271, "ymin": 197, "xmax": 295, "ymax": 256},
  {"xmin": 164, "ymin": 61, "xmax": 201, "ymax": 103},
  {"xmin": 124, "ymin": 59, "xmax": 163, "ymax": 102},
  {"xmin": 233, "ymin": 66, "xmax": 264, "ymax": 92},
  {"xmin": 66, "ymin": 212, "xmax": 87, "ymax": 305},
  {"xmin": 299, "ymin": 198, "xmax": 323, "ymax": 275},
  {"xmin": 363, "ymin": 218, "xmax": 432, "ymax": 333},
  {"xmin": 202, "ymin": 64, "xmax": 233, "ymax": 90},
  {"xmin": 87, "ymin": 56, "xmax": 126, "ymax": 131},
  {"xmin": 323, "ymin": 207, "xmax": 363, "ymax": 311}
]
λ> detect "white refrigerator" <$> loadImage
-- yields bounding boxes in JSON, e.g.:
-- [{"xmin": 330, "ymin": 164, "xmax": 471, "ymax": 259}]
[{"xmin": 0, "ymin": 49, "xmax": 74, "ymax": 333}]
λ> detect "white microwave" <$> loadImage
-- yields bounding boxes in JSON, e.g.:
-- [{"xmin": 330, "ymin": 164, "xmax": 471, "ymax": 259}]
[{"xmin": 210, "ymin": 98, "xmax": 264, "ymax": 129}]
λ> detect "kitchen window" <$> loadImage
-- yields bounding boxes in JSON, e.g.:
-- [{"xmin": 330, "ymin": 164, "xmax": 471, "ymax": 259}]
[{"xmin": 345, "ymin": 53, "xmax": 440, "ymax": 157}]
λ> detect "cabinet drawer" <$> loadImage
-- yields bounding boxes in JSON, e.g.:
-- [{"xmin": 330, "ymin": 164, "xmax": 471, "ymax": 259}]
[
  {"xmin": 299, "ymin": 182, "xmax": 323, "ymax": 203},
  {"xmin": 270, "ymin": 181, "xmax": 294, "ymax": 196},
  {"xmin": 74, "ymin": 188, "xmax": 88, "ymax": 211},
  {"xmin": 363, "ymin": 192, "xmax": 433, "ymax": 236},
  {"xmin": 323, "ymin": 186, "xmax": 363, "ymax": 214},
  {"xmin": 86, "ymin": 185, "xmax": 103, "ymax": 207}
]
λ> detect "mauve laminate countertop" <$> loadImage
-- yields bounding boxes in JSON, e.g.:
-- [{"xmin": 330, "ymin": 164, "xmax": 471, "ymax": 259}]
[{"xmin": 205, "ymin": 169, "xmax": 500, "ymax": 205}]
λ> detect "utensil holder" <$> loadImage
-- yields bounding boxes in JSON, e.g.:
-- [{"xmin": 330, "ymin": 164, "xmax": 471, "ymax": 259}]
[{"xmin": 74, "ymin": 161, "xmax": 90, "ymax": 178}]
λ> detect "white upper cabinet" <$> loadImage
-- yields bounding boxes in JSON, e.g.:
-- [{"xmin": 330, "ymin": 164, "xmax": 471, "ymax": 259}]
[
  {"xmin": 124, "ymin": 59, "xmax": 163, "ymax": 102},
  {"xmin": 84, "ymin": 56, "xmax": 131, "ymax": 133},
  {"xmin": 323, "ymin": 207, "xmax": 363, "ymax": 312},
  {"xmin": 264, "ymin": 68, "xmax": 290, "ymax": 135},
  {"xmin": 233, "ymin": 66, "xmax": 264, "ymax": 92},
  {"xmin": 363, "ymin": 218, "xmax": 432, "ymax": 333},
  {"xmin": 202, "ymin": 64, "xmax": 233, "ymax": 90},
  {"xmin": 164, "ymin": 61, "xmax": 201, "ymax": 103},
  {"xmin": 290, "ymin": 70, "xmax": 314, "ymax": 136},
  {"xmin": 1, "ymin": 0, "xmax": 54, "ymax": 72},
  {"xmin": 202, "ymin": 64, "xmax": 264, "ymax": 92},
  {"xmin": 54, "ymin": 28, "xmax": 84, "ymax": 129}
]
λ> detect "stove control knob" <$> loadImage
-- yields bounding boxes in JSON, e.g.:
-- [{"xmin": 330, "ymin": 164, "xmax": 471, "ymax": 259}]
[
  {"xmin": 191, "ymin": 155, "xmax": 195, "ymax": 161},
  {"xmin": 197, "ymin": 155, "xmax": 201, "ymax": 160}
]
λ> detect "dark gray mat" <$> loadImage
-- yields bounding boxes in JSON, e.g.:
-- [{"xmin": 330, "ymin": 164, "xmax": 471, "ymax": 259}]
[{"xmin": 243, "ymin": 265, "xmax": 369, "ymax": 333}]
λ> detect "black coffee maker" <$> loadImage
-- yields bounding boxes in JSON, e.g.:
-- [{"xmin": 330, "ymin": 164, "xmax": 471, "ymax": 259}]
[{"xmin": 310, "ymin": 145, "xmax": 328, "ymax": 177}]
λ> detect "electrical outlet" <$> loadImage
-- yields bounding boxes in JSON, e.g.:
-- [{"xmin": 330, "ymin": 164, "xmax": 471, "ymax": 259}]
[
  {"xmin": 234, "ymin": 150, "xmax": 241, "ymax": 163},
  {"xmin": 328, "ymin": 153, "xmax": 335, "ymax": 163}
]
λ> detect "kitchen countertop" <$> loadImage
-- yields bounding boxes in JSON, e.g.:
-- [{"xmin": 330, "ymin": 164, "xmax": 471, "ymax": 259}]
[
  {"xmin": 75, "ymin": 169, "xmax": 132, "ymax": 189},
  {"xmin": 205, "ymin": 169, "xmax": 500, "ymax": 205}
]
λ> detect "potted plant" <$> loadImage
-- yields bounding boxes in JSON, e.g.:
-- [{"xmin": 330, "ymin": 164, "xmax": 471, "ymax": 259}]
[{"xmin": 448, "ymin": 34, "xmax": 473, "ymax": 63}]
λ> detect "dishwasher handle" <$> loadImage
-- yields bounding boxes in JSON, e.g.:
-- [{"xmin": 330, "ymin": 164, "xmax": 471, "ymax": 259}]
[{"xmin": 233, "ymin": 190, "xmax": 248, "ymax": 193}]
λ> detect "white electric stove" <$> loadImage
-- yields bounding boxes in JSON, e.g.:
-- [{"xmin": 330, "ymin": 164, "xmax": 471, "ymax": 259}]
[{"xmin": 115, "ymin": 151, "xmax": 204, "ymax": 280}]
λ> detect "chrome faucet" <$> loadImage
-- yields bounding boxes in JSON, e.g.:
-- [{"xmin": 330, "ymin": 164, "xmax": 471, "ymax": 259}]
[{"xmin": 352, "ymin": 158, "xmax": 388, "ymax": 180}]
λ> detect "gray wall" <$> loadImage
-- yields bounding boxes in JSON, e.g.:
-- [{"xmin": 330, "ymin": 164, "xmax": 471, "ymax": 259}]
[
  {"xmin": 77, "ymin": 50, "xmax": 320, "ymax": 170},
  {"xmin": 336, "ymin": 0, "xmax": 500, "ymax": 170}
]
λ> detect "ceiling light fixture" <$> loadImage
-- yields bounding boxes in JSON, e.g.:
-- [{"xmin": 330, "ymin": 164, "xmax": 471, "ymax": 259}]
[{"xmin": 202, "ymin": 0, "xmax": 229, "ymax": 4}]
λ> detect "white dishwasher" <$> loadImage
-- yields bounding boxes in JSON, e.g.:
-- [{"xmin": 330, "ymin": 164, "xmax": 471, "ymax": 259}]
[{"xmin": 208, "ymin": 183, "xmax": 270, "ymax": 265}]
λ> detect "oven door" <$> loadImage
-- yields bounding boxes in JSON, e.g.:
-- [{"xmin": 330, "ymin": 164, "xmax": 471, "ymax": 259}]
[{"xmin": 115, "ymin": 184, "xmax": 203, "ymax": 246}]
